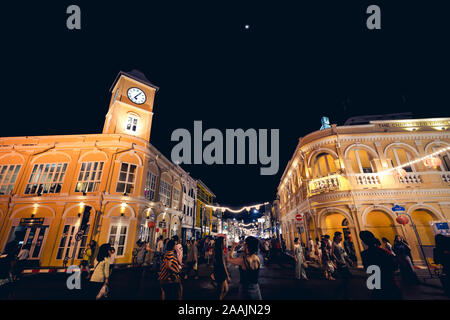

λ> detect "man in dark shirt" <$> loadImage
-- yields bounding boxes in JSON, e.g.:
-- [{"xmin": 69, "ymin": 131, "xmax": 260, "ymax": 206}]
[{"xmin": 359, "ymin": 231, "xmax": 402, "ymax": 300}]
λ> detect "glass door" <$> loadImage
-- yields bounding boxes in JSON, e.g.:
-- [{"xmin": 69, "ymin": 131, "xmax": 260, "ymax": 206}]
[{"xmin": 23, "ymin": 226, "xmax": 49, "ymax": 260}]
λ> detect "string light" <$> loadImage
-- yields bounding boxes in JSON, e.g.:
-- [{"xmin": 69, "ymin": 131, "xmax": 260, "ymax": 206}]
[
  {"xmin": 205, "ymin": 202, "xmax": 269, "ymax": 214},
  {"xmin": 380, "ymin": 145, "xmax": 450, "ymax": 176}
]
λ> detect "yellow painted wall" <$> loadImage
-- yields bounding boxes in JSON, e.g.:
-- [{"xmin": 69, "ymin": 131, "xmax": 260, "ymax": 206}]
[{"xmin": 365, "ymin": 210, "xmax": 397, "ymax": 244}]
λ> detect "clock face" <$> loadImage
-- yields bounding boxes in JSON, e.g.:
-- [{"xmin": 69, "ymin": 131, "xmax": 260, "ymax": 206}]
[{"xmin": 127, "ymin": 87, "xmax": 146, "ymax": 104}]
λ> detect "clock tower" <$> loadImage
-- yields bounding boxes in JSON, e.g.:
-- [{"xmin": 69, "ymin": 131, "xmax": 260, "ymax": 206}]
[{"xmin": 103, "ymin": 70, "xmax": 159, "ymax": 142}]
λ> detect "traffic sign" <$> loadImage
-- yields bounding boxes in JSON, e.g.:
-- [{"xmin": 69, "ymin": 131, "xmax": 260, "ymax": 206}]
[
  {"xmin": 392, "ymin": 204, "xmax": 406, "ymax": 212},
  {"xmin": 295, "ymin": 214, "xmax": 303, "ymax": 221}
]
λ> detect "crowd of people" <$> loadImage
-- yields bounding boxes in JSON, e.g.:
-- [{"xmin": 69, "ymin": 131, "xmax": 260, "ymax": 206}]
[{"xmin": 0, "ymin": 231, "xmax": 449, "ymax": 300}]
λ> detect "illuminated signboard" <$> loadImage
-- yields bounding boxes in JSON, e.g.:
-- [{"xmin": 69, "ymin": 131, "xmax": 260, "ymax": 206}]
[
  {"xmin": 371, "ymin": 118, "xmax": 450, "ymax": 129},
  {"xmin": 20, "ymin": 218, "xmax": 44, "ymax": 226}
]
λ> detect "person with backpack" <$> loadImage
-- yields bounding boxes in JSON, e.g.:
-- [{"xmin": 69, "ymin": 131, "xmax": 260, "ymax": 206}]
[{"xmin": 89, "ymin": 243, "xmax": 112, "ymax": 300}]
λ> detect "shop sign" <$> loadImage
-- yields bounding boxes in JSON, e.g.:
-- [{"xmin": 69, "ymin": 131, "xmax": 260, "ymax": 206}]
[
  {"xmin": 20, "ymin": 218, "xmax": 44, "ymax": 226},
  {"xmin": 373, "ymin": 119, "xmax": 450, "ymax": 129}
]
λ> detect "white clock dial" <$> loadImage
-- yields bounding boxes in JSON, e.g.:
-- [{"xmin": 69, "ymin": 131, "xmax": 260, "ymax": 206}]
[{"xmin": 127, "ymin": 87, "xmax": 146, "ymax": 104}]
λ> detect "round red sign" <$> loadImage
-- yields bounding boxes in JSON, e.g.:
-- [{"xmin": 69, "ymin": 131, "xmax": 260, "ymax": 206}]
[{"xmin": 295, "ymin": 214, "xmax": 303, "ymax": 221}]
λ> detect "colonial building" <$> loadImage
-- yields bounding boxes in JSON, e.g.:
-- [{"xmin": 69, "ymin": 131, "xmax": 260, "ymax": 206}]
[
  {"xmin": 0, "ymin": 70, "xmax": 199, "ymax": 267},
  {"xmin": 180, "ymin": 172, "xmax": 197, "ymax": 242},
  {"xmin": 277, "ymin": 116, "xmax": 450, "ymax": 265},
  {"xmin": 196, "ymin": 180, "xmax": 215, "ymax": 238}
]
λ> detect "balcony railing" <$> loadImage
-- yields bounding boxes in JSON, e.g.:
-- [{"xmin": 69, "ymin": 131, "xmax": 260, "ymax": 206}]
[
  {"xmin": 398, "ymin": 172, "xmax": 422, "ymax": 184},
  {"xmin": 309, "ymin": 174, "xmax": 341, "ymax": 195},
  {"xmin": 441, "ymin": 172, "xmax": 450, "ymax": 183},
  {"xmin": 354, "ymin": 173, "xmax": 380, "ymax": 185}
]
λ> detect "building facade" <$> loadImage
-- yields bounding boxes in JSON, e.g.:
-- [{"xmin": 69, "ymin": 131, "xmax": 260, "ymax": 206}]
[
  {"xmin": 0, "ymin": 70, "xmax": 198, "ymax": 267},
  {"xmin": 180, "ymin": 172, "xmax": 197, "ymax": 242},
  {"xmin": 195, "ymin": 180, "xmax": 215, "ymax": 238},
  {"xmin": 277, "ymin": 117, "xmax": 450, "ymax": 265}
]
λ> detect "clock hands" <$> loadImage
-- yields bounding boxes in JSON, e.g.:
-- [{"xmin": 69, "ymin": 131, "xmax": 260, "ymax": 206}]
[{"xmin": 134, "ymin": 92, "xmax": 142, "ymax": 100}]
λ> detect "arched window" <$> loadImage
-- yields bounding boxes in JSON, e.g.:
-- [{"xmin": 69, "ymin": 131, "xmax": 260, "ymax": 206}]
[
  {"xmin": 387, "ymin": 147, "xmax": 415, "ymax": 172},
  {"xmin": 349, "ymin": 149, "xmax": 374, "ymax": 173},
  {"xmin": 125, "ymin": 113, "xmax": 139, "ymax": 133},
  {"xmin": 313, "ymin": 153, "xmax": 338, "ymax": 178},
  {"xmin": 431, "ymin": 146, "xmax": 450, "ymax": 172}
]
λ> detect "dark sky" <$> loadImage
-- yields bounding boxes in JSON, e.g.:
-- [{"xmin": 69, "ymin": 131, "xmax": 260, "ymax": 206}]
[{"xmin": 1, "ymin": 1, "xmax": 449, "ymax": 209}]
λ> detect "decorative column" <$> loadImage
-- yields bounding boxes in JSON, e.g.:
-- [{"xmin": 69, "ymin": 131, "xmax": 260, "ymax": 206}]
[{"xmin": 348, "ymin": 204, "xmax": 363, "ymax": 265}]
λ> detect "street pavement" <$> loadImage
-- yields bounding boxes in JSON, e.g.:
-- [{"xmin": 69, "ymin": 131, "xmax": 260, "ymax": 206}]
[{"xmin": 5, "ymin": 254, "xmax": 449, "ymax": 300}]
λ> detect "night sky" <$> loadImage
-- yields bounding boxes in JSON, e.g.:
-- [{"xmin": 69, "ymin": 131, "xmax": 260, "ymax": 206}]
[{"xmin": 1, "ymin": 1, "xmax": 449, "ymax": 210}]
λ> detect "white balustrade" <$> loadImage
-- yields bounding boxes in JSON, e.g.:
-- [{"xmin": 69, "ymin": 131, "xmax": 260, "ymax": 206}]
[
  {"xmin": 309, "ymin": 175, "xmax": 341, "ymax": 194},
  {"xmin": 354, "ymin": 173, "xmax": 380, "ymax": 185},
  {"xmin": 441, "ymin": 172, "xmax": 450, "ymax": 183},
  {"xmin": 398, "ymin": 173, "xmax": 422, "ymax": 184}
]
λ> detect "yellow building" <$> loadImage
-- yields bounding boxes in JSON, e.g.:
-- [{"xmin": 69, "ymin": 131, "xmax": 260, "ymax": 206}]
[
  {"xmin": 277, "ymin": 117, "xmax": 450, "ymax": 265},
  {"xmin": 0, "ymin": 70, "xmax": 191, "ymax": 267},
  {"xmin": 196, "ymin": 180, "xmax": 215, "ymax": 238}
]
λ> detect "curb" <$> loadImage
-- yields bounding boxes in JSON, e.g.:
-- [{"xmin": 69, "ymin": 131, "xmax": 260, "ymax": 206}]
[{"xmin": 21, "ymin": 264, "xmax": 140, "ymax": 274}]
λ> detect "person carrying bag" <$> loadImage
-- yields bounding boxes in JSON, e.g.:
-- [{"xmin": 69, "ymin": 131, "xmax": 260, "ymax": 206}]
[{"xmin": 89, "ymin": 243, "xmax": 112, "ymax": 300}]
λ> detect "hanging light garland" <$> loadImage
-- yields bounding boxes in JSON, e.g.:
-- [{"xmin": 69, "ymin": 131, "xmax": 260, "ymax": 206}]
[
  {"xmin": 423, "ymin": 157, "xmax": 441, "ymax": 168},
  {"xmin": 205, "ymin": 202, "xmax": 269, "ymax": 214}
]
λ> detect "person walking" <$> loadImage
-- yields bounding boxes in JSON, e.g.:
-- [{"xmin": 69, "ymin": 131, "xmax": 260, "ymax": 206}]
[
  {"xmin": 393, "ymin": 235, "xmax": 419, "ymax": 284},
  {"xmin": 294, "ymin": 238, "xmax": 308, "ymax": 280},
  {"xmin": 0, "ymin": 241, "xmax": 19, "ymax": 299},
  {"xmin": 307, "ymin": 238, "xmax": 316, "ymax": 262},
  {"xmin": 228, "ymin": 236, "xmax": 262, "ymax": 300},
  {"xmin": 109, "ymin": 247, "xmax": 116, "ymax": 275},
  {"xmin": 14, "ymin": 244, "xmax": 30, "ymax": 280},
  {"xmin": 153, "ymin": 236, "xmax": 164, "ymax": 272},
  {"xmin": 359, "ymin": 231, "xmax": 402, "ymax": 299},
  {"xmin": 321, "ymin": 238, "xmax": 335, "ymax": 280},
  {"xmin": 80, "ymin": 243, "xmax": 93, "ymax": 279},
  {"xmin": 173, "ymin": 235, "xmax": 184, "ymax": 281},
  {"xmin": 135, "ymin": 241, "xmax": 146, "ymax": 267},
  {"xmin": 343, "ymin": 235, "xmax": 357, "ymax": 265},
  {"xmin": 159, "ymin": 239, "xmax": 182, "ymax": 300},
  {"xmin": 382, "ymin": 237, "xmax": 395, "ymax": 256},
  {"xmin": 434, "ymin": 234, "xmax": 450, "ymax": 296},
  {"xmin": 332, "ymin": 232, "xmax": 353, "ymax": 299},
  {"xmin": 315, "ymin": 237, "xmax": 322, "ymax": 265},
  {"xmin": 263, "ymin": 239, "xmax": 270, "ymax": 262},
  {"xmin": 184, "ymin": 239, "xmax": 199, "ymax": 280},
  {"xmin": 213, "ymin": 237, "xmax": 231, "ymax": 300},
  {"xmin": 89, "ymin": 243, "xmax": 111, "ymax": 300}
]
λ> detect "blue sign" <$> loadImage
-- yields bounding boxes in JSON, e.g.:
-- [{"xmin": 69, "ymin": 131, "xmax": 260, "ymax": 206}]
[
  {"xmin": 392, "ymin": 205, "xmax": 406, "ymax": 212},
  {"xmin": 436, "ymin": 222, "xmax": 449, "ymax": 230}
]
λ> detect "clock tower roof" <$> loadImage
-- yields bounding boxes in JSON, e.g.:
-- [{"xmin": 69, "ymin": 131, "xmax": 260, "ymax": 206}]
[{"xmin": 110, "ymin": 69, "xmax": 160, "ymax": 93}]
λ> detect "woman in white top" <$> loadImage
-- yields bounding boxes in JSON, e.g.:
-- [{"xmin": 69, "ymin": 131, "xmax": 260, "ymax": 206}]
[{"xmin": 89, "ymin": 243, "xmax": 111, "ymax": 299}]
